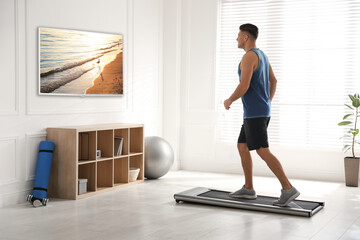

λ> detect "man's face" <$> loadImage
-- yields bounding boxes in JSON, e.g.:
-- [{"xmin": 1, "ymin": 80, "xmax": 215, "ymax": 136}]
[{"xmin": 237, "ymin": 30, "xmax": 245, "ymax": 49}]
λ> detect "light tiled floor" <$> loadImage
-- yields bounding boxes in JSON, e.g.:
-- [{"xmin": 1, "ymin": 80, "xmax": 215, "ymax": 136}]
[{"xmin": 0, "ymin": 171, "xmax": 360, "ymax": 240}]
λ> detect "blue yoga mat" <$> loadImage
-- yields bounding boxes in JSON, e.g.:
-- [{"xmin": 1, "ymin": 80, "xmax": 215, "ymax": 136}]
[{"xmin": 32, "ymin": 141, "xmax": 55, "ymax": 200}]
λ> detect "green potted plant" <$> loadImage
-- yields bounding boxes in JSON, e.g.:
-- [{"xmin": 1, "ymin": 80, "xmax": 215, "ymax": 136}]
[{"xmin": 338, "ymin": 93, "xmax": 360, "ymax": 187}]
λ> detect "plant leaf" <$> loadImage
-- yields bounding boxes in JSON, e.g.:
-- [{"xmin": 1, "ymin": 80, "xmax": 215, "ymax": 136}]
[
  {"xmin": 345, "ymin": 104, "xmax": 354, "ymax": 110},
  {"xmin": 355, "ymin": 93, "xmax": 360, "ymax": 98},
  {"xmin": 343, "ymin": 114, "xmax": 353, "ymax": 120},
  {"xmin": 350, "ymin": 129, "xmax": 358, "ymax": 135},
  {"xmin": 353, "ymin": 98, "xmax": 360, "ymax": 108},
  {"xmin": 349, "ymin": 94, "xmax": 355, "ymax": 102},
  {"xmin": 338, "ymin": 121, "xmax": 352, "ymax": 126}
]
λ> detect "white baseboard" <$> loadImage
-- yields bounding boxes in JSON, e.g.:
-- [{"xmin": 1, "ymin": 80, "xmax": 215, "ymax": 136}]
[{"xmin": 0, "ymin": 189, "xmax": 32, "ymax": 208}]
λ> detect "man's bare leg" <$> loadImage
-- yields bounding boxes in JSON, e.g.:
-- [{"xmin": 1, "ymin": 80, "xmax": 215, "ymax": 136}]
[
  {"xmin": 237, "ymin": 143, "xmax": 254, "ymax": 189},
  {"xmin": 256, "ymin": 147, "xmax": 292, "ymax": 190}
]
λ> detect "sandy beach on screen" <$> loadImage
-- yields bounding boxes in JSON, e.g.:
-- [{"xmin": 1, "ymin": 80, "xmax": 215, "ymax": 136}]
[{"xmin": 85, "ymin": 52, "xmax": 123, "ymax": 94}]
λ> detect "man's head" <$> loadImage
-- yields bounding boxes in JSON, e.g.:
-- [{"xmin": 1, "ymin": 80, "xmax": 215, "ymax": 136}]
[{"xmin": 237, "ymin": 23, "xmax": 258, "ymax": 49}]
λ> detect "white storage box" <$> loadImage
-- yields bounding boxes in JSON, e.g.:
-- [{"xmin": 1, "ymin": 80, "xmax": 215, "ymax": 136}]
[
  {"xmin": 78, "ymin": 178, "xmax": 88, "ymax": 195},
  {"xmin": 129, "ymin": 168, "xmax": 140, "ymax": 182}
]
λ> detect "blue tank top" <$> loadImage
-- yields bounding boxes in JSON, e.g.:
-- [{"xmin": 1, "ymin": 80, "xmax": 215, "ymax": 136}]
[{"xmin": 238, "ymin": 48, "xmax": 271, "ymax": 119}]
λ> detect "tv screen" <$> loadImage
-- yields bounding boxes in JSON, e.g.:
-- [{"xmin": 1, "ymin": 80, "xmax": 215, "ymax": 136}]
[{"xmin": 39, "ymin": 27, "xmax": 123, "ymax": 96}]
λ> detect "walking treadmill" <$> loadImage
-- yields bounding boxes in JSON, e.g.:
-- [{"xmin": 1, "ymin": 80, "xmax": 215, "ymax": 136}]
[{"xmin": 174, "ymin": 187, "xmax": 324, "ymax": 217}]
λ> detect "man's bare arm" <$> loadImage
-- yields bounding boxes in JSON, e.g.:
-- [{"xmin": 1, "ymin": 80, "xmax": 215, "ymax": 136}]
[
  {"xmin": 269, "ymin": 63, "xmax": 277, "ymax": 101},
  {"xmin": 224, "ymin": 52, "xmax": 256, "ymax": 109}
]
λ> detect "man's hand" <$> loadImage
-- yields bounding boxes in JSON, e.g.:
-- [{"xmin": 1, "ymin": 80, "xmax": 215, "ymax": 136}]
[{"xmin": 224, "ymin": 99, "xmax": 233, "ymax": 110}]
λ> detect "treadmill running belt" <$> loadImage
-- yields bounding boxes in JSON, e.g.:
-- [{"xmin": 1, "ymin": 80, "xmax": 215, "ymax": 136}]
[
  {"xmin": 198, "ymin": 190, "xmax": 320, "ymax": 211},
  {"xmin": 174, "ymin": 187, "xmax": 324, "ymax": 217}
]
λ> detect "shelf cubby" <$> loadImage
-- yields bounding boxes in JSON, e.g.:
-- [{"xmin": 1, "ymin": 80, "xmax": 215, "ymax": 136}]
[
  {"xmin": 97, "ymin": 130, "xmax": 113, "ymax": 158},
  {"xmin": 78, "ymin": 131, "xmax": 96, "ymax": 161},
  {"xmin": 78, "ymin": 162, "xmax": 96, "ymax": 194},
  {"xmin": 97, "ymin": 159, "xmax": 113, "ymax": 189},
  {"xmin": 130, "ymin": 155, "xmax": 144, "ymax": 181},
  {"xmin": 114, "ymin": 157, "xmax": 129, "ymax": 185},
  {"xmin": 114, "ymin": 128, "xmax": 129, "ymax": 156},
  {"xmin": 130, "ymin": 127, "xmax": 143, "ymax": 154}
]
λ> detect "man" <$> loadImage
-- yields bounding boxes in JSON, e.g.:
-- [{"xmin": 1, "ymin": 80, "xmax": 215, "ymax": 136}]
[{"xmin": 223, "ymin": 23, "xmax": 300, "ymax": 207}]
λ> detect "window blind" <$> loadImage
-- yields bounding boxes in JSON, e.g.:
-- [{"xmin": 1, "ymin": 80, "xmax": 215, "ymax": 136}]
[{"xmin": 217, "ymin": 0, "xmax": 360, "ymax": 149}]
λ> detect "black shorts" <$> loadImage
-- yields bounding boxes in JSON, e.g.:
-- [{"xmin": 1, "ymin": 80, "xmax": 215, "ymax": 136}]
[{"xmin": 237, "ymin": 117, "xmax": 270, "ymax": 151}]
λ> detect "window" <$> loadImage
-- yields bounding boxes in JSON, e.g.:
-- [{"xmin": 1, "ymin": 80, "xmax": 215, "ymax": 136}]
[{"xmin": 217, "ymin": 0, "xmax": 360, "ymax": 148}]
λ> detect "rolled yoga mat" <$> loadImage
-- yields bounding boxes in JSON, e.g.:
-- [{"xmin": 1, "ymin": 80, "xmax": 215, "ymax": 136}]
[{"xmin": 32, "ymin": 141, "xmax": 55, "ymax": 201}]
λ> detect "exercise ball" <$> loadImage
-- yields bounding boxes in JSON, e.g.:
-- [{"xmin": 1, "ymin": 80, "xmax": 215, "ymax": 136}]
[{"xmin": 145, "ymin": 136, "xmax": 174, "ymax": 179}]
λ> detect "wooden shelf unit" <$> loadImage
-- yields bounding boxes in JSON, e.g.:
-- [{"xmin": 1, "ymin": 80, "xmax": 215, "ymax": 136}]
[{"xmin": 47, "ymin": 123, "xmax": 144, "ymax": 200}]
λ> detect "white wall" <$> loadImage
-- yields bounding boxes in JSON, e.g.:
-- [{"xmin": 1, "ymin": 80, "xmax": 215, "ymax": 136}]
[
  {"xmin": 0, "ymin": 0, "xmax": 163, "ymax": 207},
  {"xmin": 173, "ymin": 0, "xmax": 348, "ymax": 183},
  {"xmin": 163, "ymin": 0, "xmax": 181, "ymax": 170}
]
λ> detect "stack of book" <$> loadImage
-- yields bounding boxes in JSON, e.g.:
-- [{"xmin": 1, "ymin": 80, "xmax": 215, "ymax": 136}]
[{"xmin": 114, "ymin": 137, "xmax": 124, "ymax": 156}]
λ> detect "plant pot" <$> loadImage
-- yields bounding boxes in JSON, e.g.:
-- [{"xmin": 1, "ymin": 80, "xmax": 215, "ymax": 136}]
[{"xmin": 344, "ymin": 157, "xmax": 360, "ymax": 187}]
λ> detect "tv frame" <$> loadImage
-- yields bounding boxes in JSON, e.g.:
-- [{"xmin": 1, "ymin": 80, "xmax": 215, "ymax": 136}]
[{"xmin": 38, "ymin": 27, "xmax": 124, "ymax": 97}]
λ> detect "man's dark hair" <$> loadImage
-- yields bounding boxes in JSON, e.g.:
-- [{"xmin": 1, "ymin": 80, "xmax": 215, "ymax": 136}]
[{"xmin": 239, "ymin": 23, "xmax": 258, "ymax": 40}]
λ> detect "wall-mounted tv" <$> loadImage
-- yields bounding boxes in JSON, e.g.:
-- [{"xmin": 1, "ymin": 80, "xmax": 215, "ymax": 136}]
[{"xmin": 39, "ymin": 27, "xmax": 123, "ymax": 96}]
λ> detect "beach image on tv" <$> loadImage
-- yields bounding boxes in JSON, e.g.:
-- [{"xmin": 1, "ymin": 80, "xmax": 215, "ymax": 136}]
[{"xmin": 39, "ymin": 28, "xmax": 123, "ymax": 95}]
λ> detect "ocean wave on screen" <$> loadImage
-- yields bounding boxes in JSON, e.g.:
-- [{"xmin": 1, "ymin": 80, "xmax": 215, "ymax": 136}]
[
  {"xmin": 40, "ymin": 54, "xmax": 102, "ymax": 78},
  {"xmin": 40, "ymin": 64, "xmax": 96, "ymax": 93}
]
